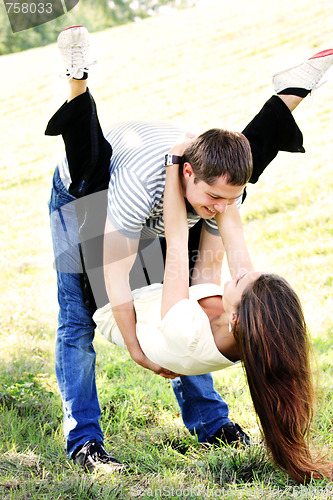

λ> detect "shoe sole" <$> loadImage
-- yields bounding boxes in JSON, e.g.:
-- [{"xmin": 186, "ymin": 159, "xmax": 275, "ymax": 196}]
[
  {"xmin": 309, "ymin": 48, "xmax": 333, "ymax": 60},
  {"xmin": 272, "ymin": 48, "xmax": 333, "ymax": 78},
  {"xmin": 59, "ymin": 25, "xmax": 85, "ymax": 34},
  {"xmin": 57, "ymin": 25, "xmax": 89, "ymax": 46}
]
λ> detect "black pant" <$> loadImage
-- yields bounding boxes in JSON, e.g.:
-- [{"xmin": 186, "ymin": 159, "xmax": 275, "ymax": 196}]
[
  {"xmin": 45, "ymin": 90, "xmax": 304, "ymax": 195},
  {"xmin": 45, "ymin": 91, "xmax": 305, "ymax": 311}
]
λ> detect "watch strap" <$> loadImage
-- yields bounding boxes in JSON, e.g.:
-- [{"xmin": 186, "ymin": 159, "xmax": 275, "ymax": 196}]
[{"xmin": 165, "ymin": 154, "xmax": 183, "ymax": 166}]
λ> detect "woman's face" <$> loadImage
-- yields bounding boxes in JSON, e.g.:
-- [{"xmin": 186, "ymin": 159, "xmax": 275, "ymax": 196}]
[{"xmin": 223, "ymin": 268, "xmax": 261, "ymax": 313}]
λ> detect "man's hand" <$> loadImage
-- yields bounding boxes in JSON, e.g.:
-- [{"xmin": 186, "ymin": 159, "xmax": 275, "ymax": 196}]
[
  {"xmin": 133, "ymin": 349, "xmax": 182, "ymax": 379},
  {"xmin": 155, "ymin": 369, "xmax": 182, "ymax": 379},
  {"xmin": 111, "ymin": 303, "xmax": 182, "ymax": 379}
]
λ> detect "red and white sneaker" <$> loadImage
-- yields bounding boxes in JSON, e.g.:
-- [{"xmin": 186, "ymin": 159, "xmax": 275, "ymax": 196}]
[
  {"xmin": 57, "ymin": 26, "xmax": 96, "ymax": 79},
  {"xmin": 273, "ymin": 49, "xmax": 333, "ymax": 93}
]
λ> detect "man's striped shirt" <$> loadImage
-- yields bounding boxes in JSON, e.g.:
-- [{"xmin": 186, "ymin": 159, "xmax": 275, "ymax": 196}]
[{"xmin": 58, "ymin": 120, "xmax": 221, "ymax": 239}]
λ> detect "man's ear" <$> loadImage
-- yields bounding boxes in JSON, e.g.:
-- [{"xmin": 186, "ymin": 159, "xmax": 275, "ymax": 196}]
[{"xmin": 182, "ymin": 162, "xmax": 194, "ymax": 180}]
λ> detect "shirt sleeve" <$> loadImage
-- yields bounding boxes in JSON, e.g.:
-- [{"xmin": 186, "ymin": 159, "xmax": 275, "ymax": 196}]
[
  {"xmin": 203, "ymin": 219, "xmax": 219, "ymax": 236},
  {"xmin": 107, "ymin": 167, "xmax": 153, "ymax": 238}
]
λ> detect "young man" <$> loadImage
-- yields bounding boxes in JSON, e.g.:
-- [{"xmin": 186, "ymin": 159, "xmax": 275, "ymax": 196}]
[{"xmin": 46, "ymin": 26, "xmax": 333, "ymax": 472}]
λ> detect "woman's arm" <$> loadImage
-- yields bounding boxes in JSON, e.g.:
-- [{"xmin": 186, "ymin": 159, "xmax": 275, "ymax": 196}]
[
  {"xmin": 161, "ymin": 147, "xmax": 191, "ymax": 319},
  {"xmin": 215, "ymin": 203, "xmax": 253, "ymax": 278}
]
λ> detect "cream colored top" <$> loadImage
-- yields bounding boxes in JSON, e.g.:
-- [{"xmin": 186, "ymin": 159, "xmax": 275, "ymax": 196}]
[{"xmin": 93, "ymin": 283, "xmax": 238, "ymax": 376}]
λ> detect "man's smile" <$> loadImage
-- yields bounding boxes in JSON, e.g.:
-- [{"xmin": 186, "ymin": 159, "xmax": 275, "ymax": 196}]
[{"xmin": 204, "ymin": 206, "xmax": 218, "ymax": 216}]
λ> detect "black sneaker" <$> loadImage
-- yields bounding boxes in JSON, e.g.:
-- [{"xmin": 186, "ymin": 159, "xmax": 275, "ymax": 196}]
[
  {"xmin": 72, "ymin": 440, "xmax": 125, "ymax": 473},
  {"xmin": 207, "ymin": 422, "xmax": 250, "ymax": 447}
]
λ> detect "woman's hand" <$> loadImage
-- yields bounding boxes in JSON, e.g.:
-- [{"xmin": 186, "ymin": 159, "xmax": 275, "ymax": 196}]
[{"xmin": 168, "ymin": 132, "xmax": 197, "ymax": 157}]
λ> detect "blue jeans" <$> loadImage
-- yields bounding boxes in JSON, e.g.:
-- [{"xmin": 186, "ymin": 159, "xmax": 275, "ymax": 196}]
[
  {"xmin": 49, "ymin": 168, "xmax": 103, "ymax": 457},
  {"xmin": 170, "ymin": 375, "xmax": 229, "ymax": 441}
]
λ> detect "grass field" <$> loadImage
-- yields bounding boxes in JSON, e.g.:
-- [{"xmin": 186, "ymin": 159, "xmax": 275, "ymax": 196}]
[{"xmin": 0, "ymin": 0, "xmax": 332, "ymax": 498}]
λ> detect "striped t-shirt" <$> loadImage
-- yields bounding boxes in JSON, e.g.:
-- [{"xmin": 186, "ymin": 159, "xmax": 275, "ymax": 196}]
[{"xmin": 58, "ymin": 120, "xmax": 221, "ymax": 239}]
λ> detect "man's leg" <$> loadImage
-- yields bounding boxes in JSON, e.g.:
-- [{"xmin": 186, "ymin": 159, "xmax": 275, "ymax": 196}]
[
  {"xmin": 47, "ymin": 26, "xmax": 123, "ymax": 472},
  {"xmin": 50, "ymin": 169, "xmax": 123, "ymax": 472},
  {"xmin": 49, "ymin": 168, "xmax": 103, "ymax": 456},
  {"xmin": 171, "ymin": 374, "xmax": 230, "ymax": 442}
]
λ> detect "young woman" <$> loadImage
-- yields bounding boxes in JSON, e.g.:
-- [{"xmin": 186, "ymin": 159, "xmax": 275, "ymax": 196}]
[
  {"xmin": 94, "ymin": 158, "xmax": 333, "ymax": 484},
  {"xmin": 94, "ymin": 151, "xmax": 259, "ymax": 377}
]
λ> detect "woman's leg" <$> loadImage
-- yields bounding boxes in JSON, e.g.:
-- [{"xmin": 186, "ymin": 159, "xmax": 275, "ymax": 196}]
[
  {"xmin": 45, "ymin": 86, "xmax": 112, "ymax": 198},
  {"xmin": 242, "ymin": 48, "xmax": 333, "ymax": 186},
  {"xmin": 242, "ymin": 95, "xmax": 305, "ymax": 185}
]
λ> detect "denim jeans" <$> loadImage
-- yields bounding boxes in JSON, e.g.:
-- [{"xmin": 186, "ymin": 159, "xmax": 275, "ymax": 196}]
[
  {"xmin": 49, "ymin": 168, "xmax": 103, "ymax": 457},
  {"xmin": 171, "ymin": 375, "xmax": 229, "ymax": 441}
]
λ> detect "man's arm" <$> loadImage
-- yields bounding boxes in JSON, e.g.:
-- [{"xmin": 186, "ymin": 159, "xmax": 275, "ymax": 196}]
[
  {"xmin": 103, "ymin": 216, "xmax": 179, "ymax": 377},
  {"xmin": 191, "ymin": 224, "xmax": 225, "ymax": 286},
  {"xmin": 215, "ymin": 203, "xmax": 253, "ymax": 278}
]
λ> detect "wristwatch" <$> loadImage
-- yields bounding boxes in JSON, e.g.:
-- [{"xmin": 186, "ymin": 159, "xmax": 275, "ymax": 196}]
[{"xmin": 164, "ymin": 154, "xmax": 183, "ymax": 166}]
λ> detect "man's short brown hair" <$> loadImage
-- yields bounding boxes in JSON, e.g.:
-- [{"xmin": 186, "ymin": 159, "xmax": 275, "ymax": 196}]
[{"xmin": 183, "ymin": 128, "xmax": 253, "ymax": 186}]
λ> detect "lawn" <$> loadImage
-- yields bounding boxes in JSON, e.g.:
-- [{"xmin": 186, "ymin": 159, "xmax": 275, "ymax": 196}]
[{"xmin": 0, "ymin": 0, "xmax": 332, "ymax": 498}]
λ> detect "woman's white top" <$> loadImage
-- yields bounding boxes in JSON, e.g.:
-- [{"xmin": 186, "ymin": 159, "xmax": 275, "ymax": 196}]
[{"xmin": 93, "ymin": 283, "xmax": 238, "ymax": 376}]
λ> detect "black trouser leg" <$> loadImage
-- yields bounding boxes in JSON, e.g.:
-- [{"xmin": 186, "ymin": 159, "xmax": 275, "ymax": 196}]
[
  {"xmin": 242, "ymin": 95, "xmax": 305, "ymax": 185},
  {"xmin": 45, "ymin": 89, "xmax": 112, "ymax": 197}
]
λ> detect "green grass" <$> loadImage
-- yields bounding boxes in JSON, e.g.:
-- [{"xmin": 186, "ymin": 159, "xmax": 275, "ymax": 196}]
[{"xmin": 0, "ymin": 0, "xmax": 333, "ymax": 498}]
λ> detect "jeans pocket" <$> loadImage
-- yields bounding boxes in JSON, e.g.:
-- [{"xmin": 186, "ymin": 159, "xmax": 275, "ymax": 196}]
[{"xmin": 49, "ymin": 168, "xmax": 77, "ymax": 214}]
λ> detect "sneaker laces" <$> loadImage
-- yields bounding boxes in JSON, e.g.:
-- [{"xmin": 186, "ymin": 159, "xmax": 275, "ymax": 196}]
[
  {"xmin": 61, "ymin": 44, "xmax": 97, "ymax": 79},
  {"xmin": 310, "ymin": 80, "xmax": 326, "ymax": 104},
  {"xmin": 310, "ymin": 63, "xmax": 333, "ymax": 102},
  {"xmin": 273, "ymin": 54, "xmax": 333, "ymax": 96}
]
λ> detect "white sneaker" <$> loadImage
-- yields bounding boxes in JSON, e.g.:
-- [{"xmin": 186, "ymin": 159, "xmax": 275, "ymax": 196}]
[
  {"xmin": 273, "ymin": 49, "xmax": 333, "ymax": 93},
  {"xmin": 57, "ymin": 25, "xmax": 96, "ymax": 79}
]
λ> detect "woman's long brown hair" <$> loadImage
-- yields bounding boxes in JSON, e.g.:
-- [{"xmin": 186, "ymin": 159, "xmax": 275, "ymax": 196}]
[{"xmin": 234, "ymin": 274, "xmax": 332, "ymax": 483}]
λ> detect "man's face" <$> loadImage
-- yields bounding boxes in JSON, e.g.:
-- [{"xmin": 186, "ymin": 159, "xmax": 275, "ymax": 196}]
[{"xmin": 182, "ymin": 163, "xmax": 245, "ymax": 219}]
